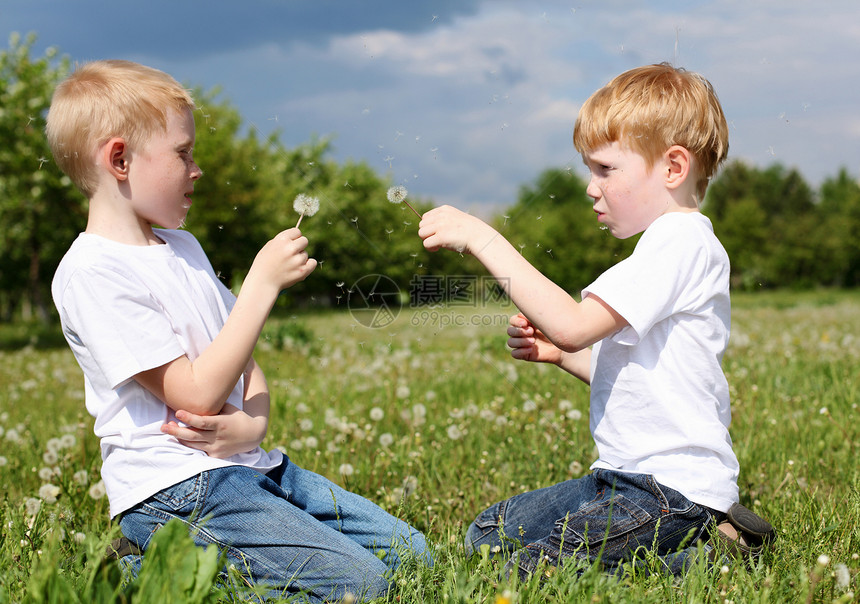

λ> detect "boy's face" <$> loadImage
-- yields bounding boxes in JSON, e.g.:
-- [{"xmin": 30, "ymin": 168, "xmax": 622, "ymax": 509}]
[
  {"xmin": 582, "ymin": 141, "xmax": 668, "ymax": 240},
  {"xmin": 127, "ymin": 107, "xmax": 202, "ymax": 230}
]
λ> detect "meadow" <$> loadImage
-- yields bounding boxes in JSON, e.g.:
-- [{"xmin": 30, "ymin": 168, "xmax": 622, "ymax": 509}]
[{"xmin": 0, "ymin": 289, "xmax": 857, "ymax": 603}]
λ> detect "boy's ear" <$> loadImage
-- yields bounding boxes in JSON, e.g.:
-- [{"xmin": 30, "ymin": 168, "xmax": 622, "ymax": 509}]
[
  {"xmin": 103, "ymin": 137, "xmax": 130, "ymax": 182},
  {"xmin": 664, "ymin": 145, "xmax": 692, "ymax": 190}
]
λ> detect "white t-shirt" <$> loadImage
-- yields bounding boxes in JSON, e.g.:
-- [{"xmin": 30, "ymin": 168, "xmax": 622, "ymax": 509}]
[
  {"xmin": 581, "ymin": 212, "xmax": 739, "ymax": 512},
  {"xmin": 52, "ymin": 229, "xmax": 281, "ymax": 518}
]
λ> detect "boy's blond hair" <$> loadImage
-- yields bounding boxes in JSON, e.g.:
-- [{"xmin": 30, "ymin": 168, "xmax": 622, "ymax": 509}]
[
  {"xmin": 46, "ymin": 60, "xmax": 195, "ymax": 198},
  {"xmin": 573, "ymin": 63, "xmax": 728, "ymax": 199}
]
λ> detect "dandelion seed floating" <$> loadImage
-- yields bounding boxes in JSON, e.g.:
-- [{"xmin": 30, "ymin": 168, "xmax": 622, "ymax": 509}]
[
  {"xmin": 387, "ymin": 185, "xmax": 422, "ymax": 218},
  {"xmin": 293, "ymin": 194, "xmax": 320, "ymax": 227}
]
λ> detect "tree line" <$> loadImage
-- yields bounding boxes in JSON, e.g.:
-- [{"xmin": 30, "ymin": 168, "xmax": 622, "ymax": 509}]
[{"xmin": 2, "ymin": 34, "xmax": 858, "ymax": 322}]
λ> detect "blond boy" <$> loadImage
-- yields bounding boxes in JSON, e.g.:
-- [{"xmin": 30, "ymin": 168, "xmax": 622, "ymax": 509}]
[
  {"xmin": 48, "ymin": 60, "xmax": 428, "ymax": 601},
  {"xmin": 419, "ymin": 63, "xmax": 771, "ymax": 577}
]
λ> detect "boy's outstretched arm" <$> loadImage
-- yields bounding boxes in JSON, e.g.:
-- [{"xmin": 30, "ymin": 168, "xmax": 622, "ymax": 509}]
[
  {"xmin": 160, "ymin": 357, "xmax": 270, "ymax": 458},
  {"xmin": 135, "ymin": 228, "xmax": 316, "ymax": 416},
  {"xmin": 418, "ymin": 206, "xmax": 626, "ymax": 352},
  {"xmin": 507, "ymin": 313, "xmax": 592, "ymax": 384}
]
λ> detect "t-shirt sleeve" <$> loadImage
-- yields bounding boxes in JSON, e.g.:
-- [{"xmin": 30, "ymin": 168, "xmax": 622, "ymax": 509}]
[
  {"xmin": 582, "ymin": 219, "xmax": 709, "ymax": 345},
  {"xmin": 60, "ymin": 265, "xmax": 186, "ymax": 389}
]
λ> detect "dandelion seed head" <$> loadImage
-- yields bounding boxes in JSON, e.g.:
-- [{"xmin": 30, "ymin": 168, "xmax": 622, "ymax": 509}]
[
  {"xmin": 293, "ymin": 194, "xmax": 320, "ymax": 218},
  {"xmin": 39, "ymin": 483, "xmax": 60, "ymax": 504},
  {"xmin": 88, "ymin": 480, "xmax": 106, "ymax": 500},
  {"xmin": 369, "ymin": 407, "xmax": 384, "ymax": 421},
  {"xmin": 379, "ymin": 433, "xmax": 394, "ymax": 447},
  {"xmin": 817, "ymin": 554, "xmax": 830, "ymax": 567},
  {"xmin": 339, "ymin": 463, "xmax": 355, "ymax": 477},
  {"xmin": 25, "ymin": 497, "xmax": 42, "ymax": 516},
  {"xmin": 835, "ymin": 563, "xmax": 850, "ymax": 589},
  {"xmin": 387, "ymin": 185, "xmax": 408, "ymax": 204}
]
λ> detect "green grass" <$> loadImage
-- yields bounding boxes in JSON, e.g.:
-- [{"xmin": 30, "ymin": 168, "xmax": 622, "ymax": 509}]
[{"xmin": 0, "ymin": 290, "xmax": 858, "ymax": 602}]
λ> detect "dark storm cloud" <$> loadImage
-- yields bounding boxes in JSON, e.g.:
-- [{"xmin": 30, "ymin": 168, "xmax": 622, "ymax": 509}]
[{"xmin": 4, "ymin": 0, "xmax": 483, "ymax": 60}]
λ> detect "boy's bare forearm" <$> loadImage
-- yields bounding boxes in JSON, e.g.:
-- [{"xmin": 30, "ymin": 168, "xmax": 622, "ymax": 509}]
[
  {"xmin": 472, "ymin": 233, "xmax": 620, "ymax": 352},
  {"xmin": 556, "ymin": 348, "xmax": 592, "ymax": 384},
  {"xmin": 137, "ymin": 279, "xmax": 278, "ymax": 416}
]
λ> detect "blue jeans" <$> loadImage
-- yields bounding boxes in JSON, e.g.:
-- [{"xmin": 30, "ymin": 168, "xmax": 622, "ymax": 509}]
[
  {"xmin": 119, "ymin": 458, "xmax": 430, "ymax": 602},
  {"xmin": 464, "ymin": 469, "xmax": 716, "ymax": 578}
]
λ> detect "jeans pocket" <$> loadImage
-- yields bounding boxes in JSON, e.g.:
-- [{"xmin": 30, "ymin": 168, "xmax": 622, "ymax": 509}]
[
  {"xmin": 472, "ymin": 501, "xmax": 504, "ymax": 531},
  {"xmin": 147, "ymin": 472, "xmax": 208, "ymax": 515},
  {"xmin": 552, "ymin": 492, "xmax": 652, "ymax": 553}
]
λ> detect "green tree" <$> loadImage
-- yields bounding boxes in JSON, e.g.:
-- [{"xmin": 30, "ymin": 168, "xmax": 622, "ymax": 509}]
[
  {"xmin": 0, "ymin": 33, "xmax": 79, "ymax": 321},
  {"xmin": 817, "ymin": 168, "xmax": 860, "ymax": 287},
  {"xmin": 704, "ymin": 160, "xmax": 816, "ymax": 288}
]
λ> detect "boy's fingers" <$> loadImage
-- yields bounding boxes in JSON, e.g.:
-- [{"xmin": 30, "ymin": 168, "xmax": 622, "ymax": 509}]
[{"xmin": 507, "ymin": 336, "xmax": 535, "ymax": 349}]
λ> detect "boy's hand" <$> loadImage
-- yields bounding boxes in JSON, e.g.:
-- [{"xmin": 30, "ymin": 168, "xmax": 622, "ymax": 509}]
[
  {"xmin": 248, "ymin": 228, "xmax": 317, "ymax": 295},
  {"xmin": 161, "ymin": 405, "xmax": 266, "ymax": 459},
  {"xmin": 507, "ymin": 313, "xmax": 564, "ymax": 365},
  {"xmin": 418, "ymin": 205, "xmax": 495, "ymax": 255}
]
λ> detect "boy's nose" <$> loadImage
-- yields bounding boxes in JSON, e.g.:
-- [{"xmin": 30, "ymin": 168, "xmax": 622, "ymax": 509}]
[
  {"xmin": 585, "ymin": 179, "xmax": 600, "ymax": 200},
  {"xmin": 190, "ymin": 162, "xmax": 203, "ymax": 180}
]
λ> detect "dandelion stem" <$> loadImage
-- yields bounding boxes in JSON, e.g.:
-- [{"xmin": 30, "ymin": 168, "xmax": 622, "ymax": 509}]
[{"xmin": 403, "ymin": 200, "xmax": 423, "ymax": 219}]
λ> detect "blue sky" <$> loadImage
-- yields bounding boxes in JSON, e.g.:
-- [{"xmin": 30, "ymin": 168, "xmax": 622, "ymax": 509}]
[{"xmin": 5, "ymin": 0, "xmax": 859, "ymax": 215}]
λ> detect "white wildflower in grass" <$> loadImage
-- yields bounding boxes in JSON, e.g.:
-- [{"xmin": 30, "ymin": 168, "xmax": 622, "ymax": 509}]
[
  {"xmin": 386, "ymin": 185, "xmax": 422, "ymax": 218},
  {"xmin": 566, "ymin": 409, "xmax": 583, "ymax": 421},
  {"xmin": 295, "ymin": 402, "xmax": 310, "ymax": 414},
  {"xmin": 523, "ymin": 399, "xmax": 537, "ymax": 412},
  {"xmin": 0, "ymin": 456, "xmax": 6, "ymax": 466},
  {"xmin": 73, "ymin": 470, "xmax": 88, "ymax": 485},
  {"xmin": 5, "ymin": 429, "xmax": 22, "ymax": 444},
  {"xmin": 412, "ymin": 403, "xmax": 426, "ymax": 418},
  {"xmin": 74, "ymin": 531, "xmax": 87, "ymax": 544},
  {"xmin": 25, "ymin": 497, "xmax": 42, "ymax": 516},
  {"xmin": 817, "ymin": 554, "xmax": 830, "ymax": 567},
  {"xmin": 293, "ymin": 194, "xmax": 320, "ymax": 227},
  {"xmin": 396, "ymin": 384, "xmax": 411, "ymax": 399},
  {"xmin": 42, "ymin": 450, "xmax": 59, "ymax": 465},
  {"xmin": 289, "ymin": 439, "xmax": 304, "ymax": 450},
  {"xmin": 569, "ymin": 461, "xmax": 583, "ymax": 475},
  {"xmin": 379, "ymin": 433, "xmax": 394, "ymax": 447},
  {"xmin": 39, "ymin": 484, "xmax": 60, "ymax": 504},
  {"xmin": 402, "ymin": 475, "xmax": 419, "ymax": 497},
  {"xmin": 338, "ymin": 463, "xmax": 354, "ymax": 477},
  {"xmin": 369, "ymin": 407, "xmax": 384, "ymax": 421},
  {"xmin": 299, "ymin": 418, "xmax": 314, "ymax": 432},
  {"xmin": 38, "ymin": 467, "xmax": 54, "ymax": 481},
  {"xmin": 446, "ymin": 425, "xmax": 463, "ymax": 440},
  {"xmin": 60, "ymin": 434, "xmax": 76, "ymax": 448},
  {"xmin": 835, "ymin": 563, "xmax": 850, "ymax": 590},
  {"xmin": 304, "ymin": 436, "xmax": 319, "ymax": 449},
  {"xmin": 88, "ymin": 480, "xmax": 106, "ymax": 500},
  {"xmin": 46, "ymin": 437, "xmax": 63, "ymax": 453}
]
